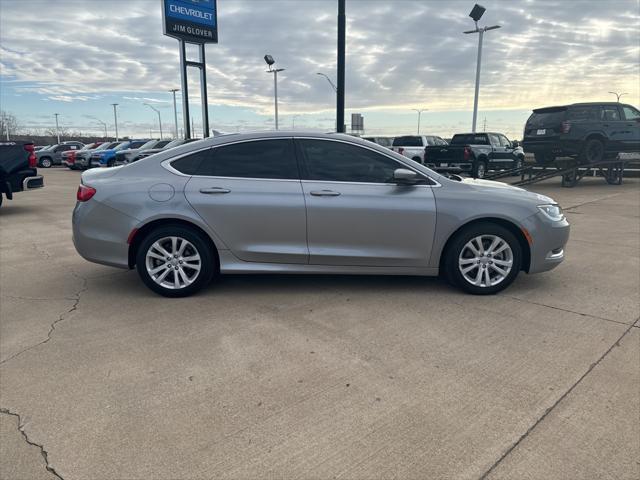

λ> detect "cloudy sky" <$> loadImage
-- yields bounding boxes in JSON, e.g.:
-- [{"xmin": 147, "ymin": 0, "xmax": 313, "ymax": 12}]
[{"xmin": 1, "ymin": 0, "xmax": 638, "ymax": 139}]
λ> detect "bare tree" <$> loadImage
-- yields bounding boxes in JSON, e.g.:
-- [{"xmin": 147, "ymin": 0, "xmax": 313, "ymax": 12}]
[{"xmin": 0, "ymin": 110, "xmax": 20, "ymax": 139}]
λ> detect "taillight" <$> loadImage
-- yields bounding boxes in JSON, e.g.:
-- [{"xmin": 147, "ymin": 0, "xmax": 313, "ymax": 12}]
[
  {"xmin": 463, "ymin": 146, "xmax": 471, "ymax": 161},
  {"xmin": 398, "ymin": 147, "xmax": 404, "ymax": 154},
  {"xmin": 77, "ymin": 184, "xmax": 96, "ymax": 202},
  {"xmin": 24, "ymin": 143, "xmax": 37, "ymax": 168},
  {"xmin": 561, "ymin": 121, "xmax": 571, "ymax": 134}
]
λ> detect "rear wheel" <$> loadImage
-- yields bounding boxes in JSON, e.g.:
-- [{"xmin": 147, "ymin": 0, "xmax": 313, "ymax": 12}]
[
  {"xmin": 473, "ymin": 160, "xmax": 487, "ymax": 178},
  {"xmin": 411, "ymin": 156, "xmax": 423, "ymax": 164},
  {"xmin": 444, "ymin": 223, "xmax": 522, "ymax": 295},
  {"xmin": 40, "ymin": 157, "xmax": 52, "ymax": 168},
  {"xmin": 534, "ymin": 152, "xmax": 555, "ymax": 164},
  {"xmin": 581, "ymin": 138, "xmax": 605, "ymax": 164},
  {"xmin": 136, "ymin": 225, "xmax": 215, "ymax": 297}
]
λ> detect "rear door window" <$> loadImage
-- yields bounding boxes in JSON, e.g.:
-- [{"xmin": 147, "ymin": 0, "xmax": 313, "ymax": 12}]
[
  {"xmin": 567, "ymin": 106, "xmax": 598, "ymax": 121},
  {"xmin": 600, "ymin": 106, "xmax": 621, "ymax": 121},
  {"xmin": 173, "ymin": 139, "xmax": 298, "ymax": 179}
]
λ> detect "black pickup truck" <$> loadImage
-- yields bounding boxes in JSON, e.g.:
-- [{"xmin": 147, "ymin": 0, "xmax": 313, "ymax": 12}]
[
  {"xmin": 0, "ymin": 141, "xmax": 44, "ymax": 208},
  {"xmin": 424, "ymin": 132, "xmax": 525, "ymax": 178}
]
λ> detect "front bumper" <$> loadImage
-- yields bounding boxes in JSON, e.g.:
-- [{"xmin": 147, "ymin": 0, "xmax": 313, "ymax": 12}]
[{"xmin": 522, "ymin": 212, "xmax": 570, "ymax": 274}]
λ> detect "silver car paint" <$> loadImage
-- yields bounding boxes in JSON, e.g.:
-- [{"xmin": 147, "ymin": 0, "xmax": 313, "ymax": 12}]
[{"xmin": 72, "ymin": 131, "xmax": 569, "ymax": 276}]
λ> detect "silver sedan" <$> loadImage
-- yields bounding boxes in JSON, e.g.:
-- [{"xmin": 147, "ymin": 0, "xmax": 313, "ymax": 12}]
[{"xmin": 72, "ymin": 132, "xmax": 569, "ymax": 297}]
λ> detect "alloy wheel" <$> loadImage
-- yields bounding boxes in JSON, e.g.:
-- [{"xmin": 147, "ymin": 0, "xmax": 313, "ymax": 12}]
[
  {"xmin": 145, "ymin": 236, "xmax": 202, "ymax": 290},
  {"xmin": 458, "ymin": 234, "xmax": 513, "ymax": 288}
]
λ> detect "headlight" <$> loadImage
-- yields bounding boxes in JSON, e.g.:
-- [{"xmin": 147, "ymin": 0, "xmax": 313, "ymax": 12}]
[{"xmin": 538, "ymin": 204, "xmax": 564, "ymax": 222}]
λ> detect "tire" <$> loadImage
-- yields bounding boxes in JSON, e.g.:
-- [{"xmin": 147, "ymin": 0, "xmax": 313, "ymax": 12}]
[
  {"xmin": 136, "ymin": 225, "xmax": 216, "ymax": 298},
  {"xmin": 412, "ymin": 156, "xmax": 423, "ymax": 164},
  {"xmin": 580, "ymin": 138, "xmax": 605, "ymax": 164},
  {"xmin": 0, "ymin": 193, "xmax": 3, "ymax": 208},
  {"xmin": 107, "ymin": 159, "xmax": 115, "ymax": 168},
  {"xmin": 444, "ymin": 222, "xmax": 522, "ymax": 295},
  {"xmin": 514, "ymin": 156, "xmax": 524, "ymax": 171},
  {"xmin": 534, "ymin": 152, "xmax": 554, "ymax": 164},
  {"xmin": 40, "ymin": 157, "xmax": 52, "ymax": 168},
  {"xmin": 473, "ymin": 160, "xmax": 487, "ymax": 179}
]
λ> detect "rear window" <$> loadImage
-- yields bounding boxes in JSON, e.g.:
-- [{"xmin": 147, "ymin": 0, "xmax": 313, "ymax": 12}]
[
  {"xmin": 450, "ymin": 134, "xmax": 489, "ymax": 145},
  {"xmin": 392, "ymin": 136, "xmax": 423, "ymax": 147},
  {"xmin": 527, "ymin": 107, "xmax": 567, "ymax": 127}
]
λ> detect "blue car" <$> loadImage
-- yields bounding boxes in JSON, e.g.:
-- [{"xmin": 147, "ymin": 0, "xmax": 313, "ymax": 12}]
[{"xmin": 91, "ymin": 140, "xmax": 149, "ymax": 168}]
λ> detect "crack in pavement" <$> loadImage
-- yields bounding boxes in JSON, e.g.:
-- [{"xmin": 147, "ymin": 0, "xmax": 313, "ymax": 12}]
[
  {"xmin": 0, "ymin": 270, "xmax": 88, "ymax": 366},
  {"xmin": 503, "ymin": 295, "xmax": 635, "ymax": 327},
  {"xmin": 563, "ymin": 192, "xmax": 624, "ymax": 211},
  {"xmin": 0, "ymin": 408, "xmax": 64, "ymax": 480},
  {"xmin": 478, "ymin": 317, "xmax": 640, "ymax": 480}
]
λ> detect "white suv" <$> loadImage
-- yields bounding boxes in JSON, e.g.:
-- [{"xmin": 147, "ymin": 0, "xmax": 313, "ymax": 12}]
[{"xmin": 392, "ymin": 135, "xmax": 448, "ymax": 163}]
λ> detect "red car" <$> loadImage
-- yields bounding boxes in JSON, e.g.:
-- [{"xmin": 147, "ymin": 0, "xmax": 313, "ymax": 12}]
[{"xmin": 62, "ymin": 142, "xmax": 103, "ymax": 170}]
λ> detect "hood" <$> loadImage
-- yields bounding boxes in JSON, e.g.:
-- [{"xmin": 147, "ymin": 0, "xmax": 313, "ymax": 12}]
[{"xmin": 458, "ymin": 177, "xmax": 556, "ymax": 205}]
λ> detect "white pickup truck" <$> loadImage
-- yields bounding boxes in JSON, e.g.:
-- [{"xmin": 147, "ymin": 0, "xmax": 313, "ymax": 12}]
[{"xmin": 391, "ymin": 135, "xmax": 448, "ymax": 164}]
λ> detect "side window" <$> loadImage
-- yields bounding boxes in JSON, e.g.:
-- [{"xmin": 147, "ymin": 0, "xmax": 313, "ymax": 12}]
[
  {"xmin": 299, "ymin": 140, "xmax": 404, "ymax": 183},
  {"xmin": 568, "ymin": 106, "xmax": 598, "ymax": 121},
  {"xmin": 488, "ymin": 134, "xmax": 501, "ymax": 147},
  {"xmin": 600, "ymin": 106, "xmax": 621, "ymax": 121},
  {"xmin": 55, "ymin": 145, "xmax": 69, "ymax": 152},
  {"xmin": 499, "ymin": 135, "xmax": 511, "ymax": 147},
  {"xmin": 435, "ymin": 137, "xmax": 447, "ymax": 146},
  {"xmin": 193, "ymin": 139, "xmax": 298, "ymax": 179},
  {"xmin": 622, "ymin": 106, "xmax": 640, "ymax": 121}
]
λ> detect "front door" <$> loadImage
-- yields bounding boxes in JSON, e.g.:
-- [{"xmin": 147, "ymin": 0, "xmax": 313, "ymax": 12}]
[
  {"xmin": 183, "ymin": 138, "xmax": 308, "ymax": 264},
  {"xmin": 296, "ymin": 138, "xmax": 437, "ymax": 267},
  {"xmin": 620, "ymin": 105, "xmax": 640, "ymax": 152}
]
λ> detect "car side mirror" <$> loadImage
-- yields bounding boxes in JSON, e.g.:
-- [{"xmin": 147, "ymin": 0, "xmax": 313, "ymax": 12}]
[{"xmin": 393, "ymin": 168, "xmax": 420, "ymax": 184}]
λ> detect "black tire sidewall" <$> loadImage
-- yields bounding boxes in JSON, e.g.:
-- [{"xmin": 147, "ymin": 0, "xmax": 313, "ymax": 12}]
[
  {"xmin": 445, "ymin": 223, "xmax": 522, "ymax": 295},
  {"xmin": 40, "ymin": 158, "xmax": 52, "ymax": 168},
  {"xmin": 135, "ymin": 225, "xmax": 215, "ymax": 297},
  {"xmin": 474, "ymin": 160, "xmax": 487, "ymax": 178},
  {"xmin": 583, "ymin": 139, "xmax": 604, "ymax": 163}
]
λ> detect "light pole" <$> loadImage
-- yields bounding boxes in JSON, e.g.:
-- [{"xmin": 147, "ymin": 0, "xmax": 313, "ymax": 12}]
[
  {"xmin": 608, "ymin": 91, "xmax": 628, "ymax": 102},
  {"xmin": 337, "ymin": 0, "xmax": 346, "ymax": 133},
  {"xmin": 144, "ymin": 103, "xmax": 163, "ymax": 139},
  {"xmin": 412, "ymin": 108, "xmax": 427, "ymax": 134},
  {"xmin": 54, "ymin": 113, "xmax": 61, "ymax": 143},
  {"xmin": 264, "ymin": 55, "xmax": 284, "ymax": 130},
  {"xmin": 90, "ymin": 116, "xmax": 108, "ymax": 138},
  {"xmin": 169, "ymin": 88, "xmax": 179, "ymax": 138},
  {"xmin": 464, "ymin": 4, "xmax": 501, "ymax": 133},
  {"xmin": 291, "ymin": 115, "xmax": 300, "ymax": 129},
  {"xmin": 111, "ymin": 103, "xmax": 119, "ymax": 141},
  {"xmin": 317, "ymin": 72, "xmax": 337, "ymax": 92}
]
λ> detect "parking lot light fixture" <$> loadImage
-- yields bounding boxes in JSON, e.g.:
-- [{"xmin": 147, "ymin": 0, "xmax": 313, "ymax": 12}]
[
  {"xmin": 144, "ymin": 103, "xmax": 163, "ymax": 139},
  {"xmin": 111, "ymin": 103, "xmax": 119, "ymax": 141},
  {"xmin": 464, "ymin": 4, "xmax": 501, "ymax": 133},
  {"xmin": 412, "ymin": 108, "xmax": 428, "ymax": 135},
  {"xmin": 89, "ymin": 116, "xmax": 108, "ymax": 139},
  {"xmin": 265, "ymin": 55, "xmax": 285, "ymax": 130},
  {"xmin": 317, "ymin": 72, "xmax": 338, "ymax": 93},
  {"xmin": 608, "ymin": 91, "xmax": 628, "ymax": 102}
]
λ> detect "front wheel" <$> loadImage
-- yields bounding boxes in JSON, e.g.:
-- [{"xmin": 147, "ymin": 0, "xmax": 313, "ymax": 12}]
[
  {"xmin": 444, "ymin": 223, "xmax": 522, "ymax": 295},
  {"xmin": 136, "ymin": 225, "xmax": 216, "ymax": 297},
  {"xmin": 40, "ymin": 157, "xmax": 52, "ymax": 168}
]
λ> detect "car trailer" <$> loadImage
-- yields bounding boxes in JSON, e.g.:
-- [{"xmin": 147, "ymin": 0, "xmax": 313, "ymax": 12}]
[{"xmin": 482, "ymin": 157, "xmax": 630, "ymax": 188}]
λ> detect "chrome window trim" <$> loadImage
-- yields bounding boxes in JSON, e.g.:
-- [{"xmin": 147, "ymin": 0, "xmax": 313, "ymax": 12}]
[{"xmin": 161, "ymin": 135, "xmax": 441, "ymax": 187}]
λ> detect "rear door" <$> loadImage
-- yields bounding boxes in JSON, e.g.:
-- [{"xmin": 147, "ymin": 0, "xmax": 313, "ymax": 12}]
[
  {"xmin": 183, "ymin": 138, "xmax": 308, "ymax": 264},
  {"xmin": 296, "ymin": 138, "xmax": 437, "ymax": 267}
]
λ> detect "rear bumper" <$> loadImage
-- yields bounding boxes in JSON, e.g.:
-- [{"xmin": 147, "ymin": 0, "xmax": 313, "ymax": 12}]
[
  {"xmin": 522, "ymin": 138, "xmax": 580, "ymax": 157},
  {"xmin": 72, "ymin": 199, "xmax": 137, "ymax": 269}
]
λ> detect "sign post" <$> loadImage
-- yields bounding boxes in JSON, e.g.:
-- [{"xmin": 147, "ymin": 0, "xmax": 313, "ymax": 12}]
[{"xmin": 163, "ymin": 0, "xmax": 218, "ymax": 138}]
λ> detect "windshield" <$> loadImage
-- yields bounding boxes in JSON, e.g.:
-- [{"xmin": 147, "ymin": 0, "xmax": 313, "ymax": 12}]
[
  {"xmin": 450, "ymin": 134, "xmax": 489, "ymax": 145},
  {"xmin": 113, "ymin": 142, "xmax": 130, "ymax": 151},
  {"xmin": 163, "ymin": 139, "xmax": 184, "ymax": 149},
  {"xmin": 138, "ymin": 140, "xmax": 158, "ymax": 151},
  {"xmin": 41, "ymin": 144, "xmax": 56, "ymax": 151}
]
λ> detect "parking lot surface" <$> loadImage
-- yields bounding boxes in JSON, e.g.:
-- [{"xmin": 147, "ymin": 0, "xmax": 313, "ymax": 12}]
[{"xmin": 1, "ymin": 168, "xmax": 638, "ymax": 480}]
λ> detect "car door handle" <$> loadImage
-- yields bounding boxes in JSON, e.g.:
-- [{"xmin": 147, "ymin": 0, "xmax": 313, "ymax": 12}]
[
  {"xmin": 199, "ymin": 187, "xmax": 231, "ymax": 194},
  {"xmin": 310, "ymin": 190, "xmax": 341, "ymax": 197}
]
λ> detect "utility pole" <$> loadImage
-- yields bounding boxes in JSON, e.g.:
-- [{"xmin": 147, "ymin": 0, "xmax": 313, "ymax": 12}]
[
  {"xmin": 169, "ymin": 89, "xmax": 179, "ymax": 138},
  {"xmin": 608, "ymin": 91, "xmax": 628, "ymax": 102},
  {"xmin": 54, "ymin": 113, "xmax": 60, "ymax": 143},
  {"xmin": 264, "ymin": 55, "xmax": 284, "ymax": 130},
  {"xmin": 483, "ymin": 117, "xmax": 487, "ymax": 132},
  {"xmin": 336, "ymin": 0, "xmax": 346, "ymax": 133},
  {"xmin": 111, "ymin": 103, "xmax": 119, "ymax": 141}
]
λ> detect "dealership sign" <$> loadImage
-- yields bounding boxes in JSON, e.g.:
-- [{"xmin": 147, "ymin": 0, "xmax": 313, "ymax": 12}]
[{"xmin": 163, "ymin": 0, "xmax": 218, "ymax": 44}]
